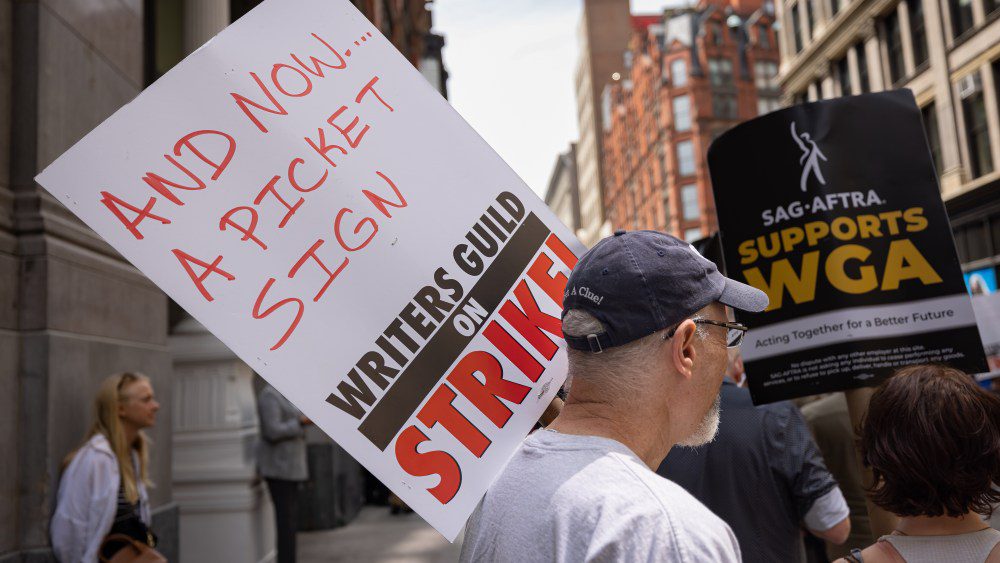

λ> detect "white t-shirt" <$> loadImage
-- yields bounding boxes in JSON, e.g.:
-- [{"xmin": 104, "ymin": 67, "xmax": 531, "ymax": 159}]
[{"xmin": 460, "ymin": 430, "xmax": 742, "ymax": 562}]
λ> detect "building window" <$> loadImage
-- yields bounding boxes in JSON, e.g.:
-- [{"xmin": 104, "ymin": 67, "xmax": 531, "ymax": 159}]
[
  {"xmin": 882, "ymin": 9, "xmax": 905, "ymax": 85},
  {"xmin": 855, "ymin": 42, "xmax": 870, "ymax": 92},
  {"xmin": 757, "ymin": 96, "xmax": 782, "ymax": 115},
  {"xmin": 837, "ymin": 56, "xmax": 852, "ymax": 95},
  {"xmin": 830, "ymin": 0, "xmax": 842, "ymax": 16},
  {"xmin": 729, "ymin": 24, "xmax": 742, "ymax": 42},
  {"xmin": 684, "ymin": 227, "xmax": 703, "ymax": 242},
  {"xmin": 920, "ymin": 102, "xmax": 943, "ymax": 176},
  {"xmin": 988, "ymin": 0, "xmax": 999, "ymax": 17},
  {"xmin": 758, "ymin": 24, "xmax": 771, "ymax": 48},
  {"xmin": 709, "ymin": 58, "xmax": 734, "ymax": 87},
  {"xmin": 711, "ymin": 22, "xmax": 723, "ymax": 45},
  {"xmin": 681, "ymin": 184, "xmax": 699, "ymax": 220},
  {"xmin": 146, "ymin": 0, "xmax": 184, "ymax": 85},
  {"xmin": 953, "ymin": 222, "xmax": 991, "ymax": 262},
  {"xmin": 908, "ymin": 0, "xmax": 928, "ymax": 68},
  {"xmin": 949, "ymin": 0, "xmax": 974, "ymax": 38},
  {"xmin": 677, "ymin": 141, "xmax": 696, "ymax": 176},
  {"xmin": 813, "ymin": 79, "xmax": 824, "ymax": 100},
  {"xmin": 754, "ymin": 60, "xmax": 780, "ymax": 91},
  {"xmin": 962, "ymin": 74, "xmax": 994, "ymax": 177},
  {"xmin": 806, "ymin": 0, "xmax": 817, "ymax": 39},
  {"xmin": 791, "ymin": 3, "xmax": 804, "ymax": 52},
  {"xmin": 671, "ymin": 59, "xmax": 688, "ymax": 87},
  {"xmin": 713, "ymin": 93, "xmax": 739, "ymax": 118},
  {"xmin": 673, "ymin": 95, "xmax": 692, "ymax": 131},
  {"xmin": 995, "ymin": 58, "xmax": 1000, "ymax": 122}
]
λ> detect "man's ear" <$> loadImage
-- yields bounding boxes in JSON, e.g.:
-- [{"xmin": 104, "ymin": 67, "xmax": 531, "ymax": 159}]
[{"xmin": 670, "ymin": 320, "xmax": 698, "ymax": 380}]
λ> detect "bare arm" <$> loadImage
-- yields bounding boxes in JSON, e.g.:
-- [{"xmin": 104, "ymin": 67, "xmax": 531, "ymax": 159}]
[
  {"xmin": 987, "ymin": 541, "xmax": 1000, "ymax": 563},
  {"xmin": 810, "ymin": 515, "xmax": 851, "ymax": 544}
]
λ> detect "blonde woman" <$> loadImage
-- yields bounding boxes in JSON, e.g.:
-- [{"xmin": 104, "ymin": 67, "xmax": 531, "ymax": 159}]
[{"xmin": 51, "ymin": 372, "xmax": 161, "ymax": 562}]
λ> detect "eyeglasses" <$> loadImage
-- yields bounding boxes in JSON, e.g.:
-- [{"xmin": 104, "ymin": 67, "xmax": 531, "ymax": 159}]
[{"xmin": 665, "ymin": 319, "xmax": 749, "ymax": 348}]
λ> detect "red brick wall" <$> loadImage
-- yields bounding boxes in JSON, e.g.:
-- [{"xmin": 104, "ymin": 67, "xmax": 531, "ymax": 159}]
[
  {"xmin": 352, "ymin": 0, "xmax": 431, "ymax": 66},
  {"xmin": 603, "ymin": 1, "xmax": 779, "ymax": 240}
]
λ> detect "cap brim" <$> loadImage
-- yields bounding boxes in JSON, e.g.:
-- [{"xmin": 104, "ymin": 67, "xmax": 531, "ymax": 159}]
[{"xmin": 718, "ymin": 277, "xmax": 769, "ymax": 313}]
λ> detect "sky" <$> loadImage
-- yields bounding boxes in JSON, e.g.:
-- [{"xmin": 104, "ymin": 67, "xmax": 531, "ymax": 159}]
[{"xmin": 433, "ymin": 0, "xmax": 687, "ymax": 198}]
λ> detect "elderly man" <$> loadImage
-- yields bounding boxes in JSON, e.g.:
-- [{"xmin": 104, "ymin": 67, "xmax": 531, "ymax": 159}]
[{"xmin": 460, "ymin": 230, "xmax": 769, "ymax": 562}]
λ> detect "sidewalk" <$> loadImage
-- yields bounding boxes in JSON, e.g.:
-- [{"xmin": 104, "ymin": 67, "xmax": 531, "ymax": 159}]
[{"xmin": 299, "ymin": 506, "xmax": 464, "ymax": 562}]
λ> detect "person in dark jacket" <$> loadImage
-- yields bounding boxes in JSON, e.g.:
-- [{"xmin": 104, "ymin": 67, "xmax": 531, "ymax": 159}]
[
  {"xmin": 802, "ymin": 393, "xmax": 875, "ymax": 560},
  {"xmin": 257, "ymin": 384, "xmax": 311, "ymax": 563},
  {"xmin": 658, "ymin": 350, "xmax": 851, "ymax": 562}
]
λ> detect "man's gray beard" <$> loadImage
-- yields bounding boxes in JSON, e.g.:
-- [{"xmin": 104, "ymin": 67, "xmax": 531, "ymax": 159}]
[{"xmin": 678, "ymin": 394, "xmax": 721, "ymax": 447}]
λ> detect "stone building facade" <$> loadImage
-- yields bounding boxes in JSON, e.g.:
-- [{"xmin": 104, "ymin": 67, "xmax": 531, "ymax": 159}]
[
  {"xmin": 602, "ymin": 0, "xmax": 780, "ymax": 240},
  {"xmin": 775, "ymin": 0, "xmax": 1000, "ymax": 289},
  {"xmin": 1, "ymin": 0, "xmax": 439, "ymax": 561},
  {"xmin": 545, "ymin": 145, "xmax": 582, "ymax": 236},
  {"xmin": 2, "ymin": 1, "xmax": 178, "ymax": 561},
  {"xmin": 574, "ymin": 0, "xmax": 633, "ymax": 247}
]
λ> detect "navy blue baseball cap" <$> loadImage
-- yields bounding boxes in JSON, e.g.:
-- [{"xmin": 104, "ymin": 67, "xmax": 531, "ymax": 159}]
[{"xmin": 562, "ymin": 230, "xmax": 769, "ymax": 352}]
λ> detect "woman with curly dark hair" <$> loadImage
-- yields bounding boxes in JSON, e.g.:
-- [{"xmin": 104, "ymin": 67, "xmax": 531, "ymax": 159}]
[{"xmin": 838, "ymin": 364, "xmax": 1000, "ymax": 563}]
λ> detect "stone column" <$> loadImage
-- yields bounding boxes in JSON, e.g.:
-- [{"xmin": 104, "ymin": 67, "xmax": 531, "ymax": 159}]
[
  {"xmin": 898, "ymin": 1, "xmax": 916, "ymax": 77},
  {"xmin": 777, "ymin": 0, "xmax": 792, "ymax": 64},
  {"xmin": 176, "ymin": 7, "xmax": 276, "ymax": 561},
  {"xmin": 938, "ymin": 0, "xmax": 956, "ymax": 46},
  {"xmin": 183, "ymin": 0, "xmax": 229, "ymax": 54},
  {"xmin": 808, "ymin": 81, "xmax": 820, "ymax": 100},
  {"xmin": 862, "ymin": 22, "xmax": 885, "ymax": 91},
  {"xmin": 921, "ymin": 0, "xmax": 964, "ymax": 192},
  {"xmin": 848, "ymin": 43, "xmax": 863, "ymax": 94},
  {"xmin": 813, "ymin": 59, "xmax": 834, "ymax": 99},
  {"xmin": 813, "ymin": 0, "xmax": 829, "ymax": 33},
  {"xmin": 799, "ymin": 0, "xmax": 812, "ymax": 48},
  {"xmin": 822, "ymin": 75, "xmax": 836, "ymax": 98},
  {"xmin": 980, "ymin": 66, "xmax": 1000, "ymax": 175},
  {"xmin": 971, "ymin": 0, "xmax": 986, "ymax": 26},
  {"xmin": 170, "ymin": 317, "xmax": 275, "ymax": 563}
]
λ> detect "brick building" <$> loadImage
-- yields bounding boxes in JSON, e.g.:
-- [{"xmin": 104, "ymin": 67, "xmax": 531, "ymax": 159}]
[{"xmin": 602, "ymin": 0, "xmax": 781, "ymax": 241}]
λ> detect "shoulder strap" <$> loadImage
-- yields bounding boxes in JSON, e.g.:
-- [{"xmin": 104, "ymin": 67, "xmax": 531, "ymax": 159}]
[
  {"xmin": 875, "ymin": 538, "xmax": 907, "ymax": 563},
  {"xmin": 986, "ymin": 535, "xmax": 1000, "ymax": 563}
]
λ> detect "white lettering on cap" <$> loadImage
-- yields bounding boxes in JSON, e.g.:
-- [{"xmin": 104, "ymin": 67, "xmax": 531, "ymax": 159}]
[{"xmin": 579, "ymin": 286, "xmax": 604, "ymax": 306}]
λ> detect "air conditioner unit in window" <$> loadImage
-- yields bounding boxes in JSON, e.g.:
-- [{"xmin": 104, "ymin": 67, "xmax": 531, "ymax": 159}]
[{"xmin": 958, "ymin": 73, "xmax": 982, "ymax": 99}]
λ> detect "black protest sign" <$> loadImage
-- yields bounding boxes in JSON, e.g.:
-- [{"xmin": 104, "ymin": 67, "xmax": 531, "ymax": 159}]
[{"xmin": 708, "ymin": 90, "xmax": 987, "ymax": 404}]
